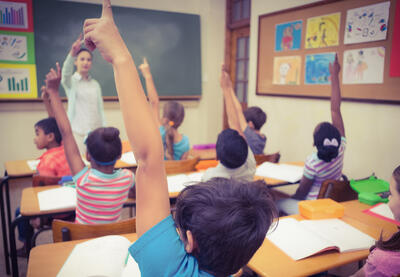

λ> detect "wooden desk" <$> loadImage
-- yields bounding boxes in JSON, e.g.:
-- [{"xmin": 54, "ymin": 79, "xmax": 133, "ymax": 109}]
[
  {"xmin": 189, "ymin": 148, "xmax": 216, "ymax": 160},
  {"xmin": 27, "ymin": 233, "xmax": 138, "ymax": 277},
  {"xmin": 247, "ymin": 200, "xmax": 397, "ymax": 277}
]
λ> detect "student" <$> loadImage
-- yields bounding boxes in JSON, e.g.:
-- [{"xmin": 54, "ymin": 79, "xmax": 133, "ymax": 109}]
[
  {"xmin": 138, "ymin": 58, "xmax": 189, "ymax": 160},
  {"xmin": 351, "ymin": 165, "xmax": 400, "ymax": 277},
  {"xmin": 61, "ymin": 34, "xmax": 106, "ymax": 154},
  {"xmin": 201, "ymin": 65, "xmax": 256, "ymax": 182},
  {"xmin": 277, "ymin": 54, "xmax": 346, "ymax": 215},
  {"xmin": 243, "ymin": 106, "xmax": 267, "ymax": 154},
  {"xmin": 82, "ymin": 2, "xmax": 278, "ymax": 276},
  {"xmin": 44, "ymin": 63, "xmax": 134, "ymax": 224}
]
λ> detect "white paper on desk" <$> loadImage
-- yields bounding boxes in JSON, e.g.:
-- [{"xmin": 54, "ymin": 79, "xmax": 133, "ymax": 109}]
[
  {"xmin": 167, "ymin": 172, "xmax": 203, "ymax": 193},
  {"xmin": 120, "ymin": 151, "xmax": 137, "ymax": 165},
  {"xmin": 255, "ymin": 162, "xmax": 304, "ymax": 183},
  {"xmin": 369, "ymin": 203, "xmax": 395, "ymax": 220},
  {"xmin": 26, "ymin": 159, "xmax": 40, "ymax": 171},
  {"xmin": 37, "ymin": 187, "xmax": 76, "ymax": 211}
]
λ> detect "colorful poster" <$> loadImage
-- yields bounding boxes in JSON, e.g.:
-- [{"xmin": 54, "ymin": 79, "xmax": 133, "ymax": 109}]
[
  {"xmin": 275, "ymin": 20, "xmax": 302, "ymax": 51},
  {"xmin": 0, "ymin": 0, "xmax": 33, "ymax": 32},
  {"xmin": 342, "ymin": 47, "xmax": 385, "ymax": 84},
  {"xmin": 0, "ymin": 63, "xmax": 37, "ymax": 98},
  {"xmin": 0, "ymin": 30, "xmax": 35, "ymax": 63},
  {"xmin": 305, "ymin": 13, "xmax": 340, "ymax": 49},
  {"xmin": 305, "ymin": 53, "xmax": 335, "ymax": 85},
  {"xmin": 272, "ymin": 56, "xmax": 301, "ymax": 85},
  {"xmin": 344, "ymin": 2, "xmax": 390, "ymax": 45}
]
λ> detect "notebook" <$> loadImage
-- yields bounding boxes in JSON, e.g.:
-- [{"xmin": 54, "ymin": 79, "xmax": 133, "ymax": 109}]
[
  {"xmin": 167, "ymin": 172, "xmax": 203, "ymax": 193},
  {"xmin": 255, "ymin": 162, "xmax": 304, "ymax": 183},
  {"xmin": 120, "ymin": 151, "xmax": 137, "ymax": 165},
  {"xmin": 364, "ymin": 203, "xmax": 400, "ymax": 226},
  {"xmin": 266, "ymin": 218, "xmax": 375, "ymax": 260},
  {"xmin": 37, "ymin": 186, "xmax": 76, "ymax": 211}
]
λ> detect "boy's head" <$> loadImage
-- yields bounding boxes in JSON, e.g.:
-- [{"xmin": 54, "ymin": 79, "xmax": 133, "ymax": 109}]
[
  {"xmin": 174, "ymin": 178, "xmax": 278, "ymax": 276},
  {"xmin": 74, "ymin": 48, "xmax": 93, "ymax": 76},
  {"xmin": 85, "ymin": 127, "xmax": 122, "ymax": 166},
  {"xmin": 34, "ymin": 117, "xmax": 62, "ymax": 149},
  {"xmin": 162, "ymin": 101, "xmax": 185, "ymax": 128},
  {"xmin": 243, "ymin": 107, "xmax": 267, "ymax": 131},
  {"xmin": 313, "ymin": 122, "xmax": 341, "ymax": 162},
  {"xmin": 216, "ymin": 129, "xmax": 248, "ymax": 169}
]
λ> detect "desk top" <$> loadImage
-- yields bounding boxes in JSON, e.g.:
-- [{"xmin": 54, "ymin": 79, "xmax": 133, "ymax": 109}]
[
  {"xmin": 27, "ymin": 233, "xmax": 138, "ymax": 277},
  {"xmin": 247, "ymin": 200, "xmax": 398, "ymax": 277}
]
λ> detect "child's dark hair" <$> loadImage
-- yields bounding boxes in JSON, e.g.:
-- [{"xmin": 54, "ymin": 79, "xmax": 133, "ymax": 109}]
[
  {"xmin": 174, "ymin": 178, "xmax": 278, "ymax": 277},
  {"xmin": 163, "ymin": 101, "xmax": 185, "ymax": 160},
  {"xmin": 85, "ymin": 127, "xmax": 122, "ymax": 165},
  {"xmin": 313, "ymin": 122, "xmax": 341, "ymax": 162},
  {"xmin": 244, "ymin": 107, "xmax": 267, "ymax": 130},
  {"xmin": 76, "ymin": 48, "xmax": 93, "ymax": 58},
  {"xmin": 373, "ymin": 165, "xmax": 400, "ymax": 251},
  {"xmin": 35, "ymin": 117, "xmax": 62, "ymax": 145},
  {"xmin": 216, "ymin": 129, "xmax": 248, "ymax": 169}
]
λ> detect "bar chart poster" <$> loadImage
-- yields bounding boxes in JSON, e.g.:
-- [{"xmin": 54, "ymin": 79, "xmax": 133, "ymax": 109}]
[
  {"xmin": 0, "ymin": 0, "xmax": 33, "ymax": 32},
  {"xmin": 0, "ymin": 63, "xmax": 37, "ymax": 98},
  {"xmin": 0, "ymin": 30, "xmax": 35, "ymax": 64}
]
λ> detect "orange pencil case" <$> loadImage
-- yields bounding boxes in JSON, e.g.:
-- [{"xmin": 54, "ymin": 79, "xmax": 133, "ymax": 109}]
[{"xmin": 299, "ymin": 198, "xmax": 344, "ymax": 219}]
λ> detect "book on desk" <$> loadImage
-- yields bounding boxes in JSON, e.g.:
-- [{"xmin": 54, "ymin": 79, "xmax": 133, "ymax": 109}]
[{"xmin": 255, "ymin": 162, "xmax": 304, "ymax": 183}]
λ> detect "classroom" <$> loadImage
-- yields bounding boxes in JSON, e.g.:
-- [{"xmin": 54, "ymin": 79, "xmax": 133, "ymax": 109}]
[{"xmin": 0, "ymin": 0, "xmax": 399, "ymax": 276}]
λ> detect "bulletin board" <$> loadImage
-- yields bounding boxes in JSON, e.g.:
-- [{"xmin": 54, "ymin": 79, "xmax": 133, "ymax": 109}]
[{"xmin": 256, "ymin": 0, "xmax": 400, "ymax": 103}]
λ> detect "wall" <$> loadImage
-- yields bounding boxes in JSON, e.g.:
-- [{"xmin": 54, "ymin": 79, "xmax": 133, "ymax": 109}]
[
  {"xmin": 250, "ymin": 0, "xmax": 400, "ymax": 180},
  {"xmin": 0, "ymin": 0, "xmax": 225, "ymax": 174}
]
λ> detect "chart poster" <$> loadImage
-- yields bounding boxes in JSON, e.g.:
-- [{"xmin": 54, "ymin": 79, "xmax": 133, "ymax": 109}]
[
  {"xmin": 0, "ymin": 30, "xmax": 34, "ymax": 63},
  {"xmin": 305, "ymin": 12, "xmax": 340, "ymax": 49},
  {"xmin": 344, "ymin": 1, "xmax": 390, "ymax": 45},
  {"xmin": 342, "ymin": 47, "xmax": 385, "ymax": 84},
  {"xmin": 272, "ymin": 56, "xmax": 301, "ymax": 85},
  {"xmin": 275, "ymin": 20, "xmax": 302, "ymax": 51},
  {"xmin": 0, "ymin": 63, "xmax": 37, "ymax": 98},
  {"xmin": 305, "ymin": 52, "xmax": 335, "ymax": 85},
  {"xmin": 0, "ymin": 0, "xmax": 33, "ymax": 32}
]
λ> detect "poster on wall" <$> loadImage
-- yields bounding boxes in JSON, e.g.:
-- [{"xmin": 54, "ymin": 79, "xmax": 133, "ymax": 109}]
[
  {"xmin": 390, "ymin": 0, "xmax": 400, "ymax": 77},
  {"xmin": 344, "ymin": 1, "xmax": 390, "ymax": 45},
  {"xmin": 342, "ymin": 47, "xmax": 385, "ymax": 84},
  {"xmin": 305, "ymin": 12, "xmax": 340, "ymax": 49},
  {"xmin": 275, "ymin": 20, "xmax": 302, "ymax": 51},
  {"xmin": 305, "ymin": 52, "xmax": 335, "ymax": 85},
  {"xmin": 0, "ymin": 63, "xmax": 37, "ymax": 98},
  {"xmin": 272, "ymin": 56, "xmax": 301, "ymax": 85},
  {"xmin": 0, "ymin": 30, "xmax": 35, "ymax": 63},
  {"xmin": 0, "ymin": 0, "xmax": 33, "ymax": 32}
]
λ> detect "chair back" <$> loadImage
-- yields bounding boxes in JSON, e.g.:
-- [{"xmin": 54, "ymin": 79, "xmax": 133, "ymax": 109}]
[
  {"xmin": 254, "ymin": 152, "xmax": 281, "ymax": 166},
  {"xmin": 317, "ymin": 177, "xmax": 358, "ymax": 202},
  {"xmin": 32, "ymin": 174, "xmax": 61, "ymax": 187},
  {"xmin": 165, "ymin": 157, "xmax": 200, "ymax": 175},
  {"xmin": 52, "ymin": 217, "xmax": 136, "ymax": 242}
]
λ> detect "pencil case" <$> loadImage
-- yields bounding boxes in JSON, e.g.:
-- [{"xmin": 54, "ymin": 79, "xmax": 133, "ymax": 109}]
[{"xmin": 299, "ymin": 198, "xmax": 344, "ymax": 219}]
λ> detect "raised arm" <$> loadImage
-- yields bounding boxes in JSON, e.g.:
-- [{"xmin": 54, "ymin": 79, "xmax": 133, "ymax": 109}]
[
  {"xmin": 139, "ymin": 58, "xmax": 161, "ymax": 125},
  {"xmin": 61, "ymin": 34, "xmax": 82, "ymax": 91},
  {"xmin": 83, "ymin": 0, "xmax": 170, "ymax": 237},
  {"xmin": 41, "ymin": 86, "xmax": 55, "ymax": 117},
  {"xmin": 45, "ymin": 63, "xmax": 85, "ymax": 175},
  {"xmin": 329, "ymin": 54, "xmax": 345, "ymax": 137}
]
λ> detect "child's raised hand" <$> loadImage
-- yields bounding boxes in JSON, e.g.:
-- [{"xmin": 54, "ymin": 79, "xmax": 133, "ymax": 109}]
[
  {"xmin": 139, "ymin": 58, "xmax": 151, "ymax": 78},
  {"xmin": 45, "ymin": 62, "xmax": 62, "ymax": 93},
  {"xmin": 40, "ymin": 85, "xmax": 49, "ymax": 100},
  {"xmin": 70, "ymin": 33, "xmax": 83, "ymax": 57},
  {"xmin": 329, "ymin": 53, "xmax": 341, "ymax": 77},
  {"xmin": 83, "ymin": 0, "xmax": 128, "ymax": 64},
  {"xmin": 220, "ymin": 64, "xmax": 233, "ymax": 90}
]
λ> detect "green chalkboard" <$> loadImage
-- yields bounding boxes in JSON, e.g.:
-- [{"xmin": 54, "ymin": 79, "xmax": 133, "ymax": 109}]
[{"xmin": 33, "ymin": 0, "xmax": 202, "ymax": 99}]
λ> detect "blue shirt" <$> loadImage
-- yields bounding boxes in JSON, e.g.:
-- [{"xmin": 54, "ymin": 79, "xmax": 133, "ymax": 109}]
[
  {"xmin": 129, "ymin": 215, "xmax": 214, "ymax": 277},
  {"xmin": 159, "ymin": 126, "xmax": 190, "ymax": 160},
  {"xmin": 243, "ymin": 126, "xmax": 266, "ymax": 155}
]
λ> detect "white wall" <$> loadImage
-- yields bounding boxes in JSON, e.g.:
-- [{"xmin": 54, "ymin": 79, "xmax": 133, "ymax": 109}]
[
  {"xmin": 0, "ymin": 0, "xmax": 225, "ymax": 174},
  {"xmin": 250, "ymin": 0, "xmax": 400, "ymax": 180}
]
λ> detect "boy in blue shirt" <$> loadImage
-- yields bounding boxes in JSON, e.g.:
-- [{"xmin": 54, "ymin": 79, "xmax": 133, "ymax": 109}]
[{"xmin": 83, "ymin": 2, "xmax": 278, "ymax": 276}]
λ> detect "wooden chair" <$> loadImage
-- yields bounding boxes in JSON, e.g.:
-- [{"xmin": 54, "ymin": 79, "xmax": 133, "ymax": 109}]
[
  {"xmin": 32, "ymin": 174, "xmax": 61, "ymax": 187},
  {"xmin": 165, "ymin": 156, "xmax": 200, "ymax": 175},
  {"xmin": 52, "ymin": 217, "xmax": 136, "ymax": 242},
  {"xmin": 317, "ymin": 175, "xmax": 358, "ymax": 202},
  {"xmin": 254, "ymin": 152, "xmax": 281, "ymax": 166}
]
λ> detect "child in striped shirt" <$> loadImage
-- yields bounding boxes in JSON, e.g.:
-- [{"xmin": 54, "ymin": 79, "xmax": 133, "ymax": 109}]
[
  {"xmin": 44, "ymin": 63, "xmax": 134, "ymax": 224},
  {"xmin": 277, "ymin": 54, "xmax": 346, "ymax": 215}
]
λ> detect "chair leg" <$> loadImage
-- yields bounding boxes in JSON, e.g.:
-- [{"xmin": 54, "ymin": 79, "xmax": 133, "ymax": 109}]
[{"xmin": 31, "ymin": 226, "xmax": 52, "ymax": 248}]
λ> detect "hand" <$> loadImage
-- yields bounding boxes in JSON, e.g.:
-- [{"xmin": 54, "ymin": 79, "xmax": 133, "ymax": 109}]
[
  {"xmin": 329, "ymin": 53, "xmax": 341, "ymax": 77},
  {"xmin": 41, "ymin": 86, "xmax": 49, "ymax": 100},
  {"xmin": 139, "ymin": 57, "xmax": 152, "ymax": 78},
  {"xmin": 220, "ymin": 64, "xmax": 233, "ymax": 90},
  {"xmin": 45, "ymin": 62, "xmax": 62, "ymax": 93},
  {"xmin": 70, "ymin": 33, "xmax": 83, "ymax": 57},
  {"xmin": 83, "ymin": 0, "xmax": 129, "ymax": 64}
]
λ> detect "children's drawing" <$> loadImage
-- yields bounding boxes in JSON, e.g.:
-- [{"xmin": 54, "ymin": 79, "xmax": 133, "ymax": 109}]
[
  {"xmin": 305, "ymin": 13, "xmax": 340, "ymax": 49},
  {"xmin": 275, "ymin": 20, "xmax": 302, "ymax": 51},
  {"xmin": 0, "ymin": 33, "xmax": 27, "ymax": 62},
  {"xmin": 343, "ymin": 47, "xmax": 385, "ymax": 84},
  {"xmin": 273, "ymin": 56, "xmax": 301, "ymax": 85},
  {"xmin": 305, "ymin": 53, "xmax": 335, "ymax": 85},
  {"xmin": 344, "ymin": 1, "xmax": 390, "ymax": 44}
]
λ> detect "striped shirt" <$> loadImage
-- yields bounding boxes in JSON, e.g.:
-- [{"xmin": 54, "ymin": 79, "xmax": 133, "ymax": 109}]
[
  {"xmin": 73, "ymin": 167, "xmax": 134, "ymax": 224},
  {"xmin": 37, "ymin": 145, "xmax": 71, "ymax": 177},
  {"xmin": 303, "ymin": 137, "xmax": 346, "ymax": 200}
]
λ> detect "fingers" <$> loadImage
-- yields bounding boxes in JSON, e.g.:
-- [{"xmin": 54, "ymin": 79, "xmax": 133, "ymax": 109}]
[
  {"xmin": 56, "ymin": 62, "xmax": 61, "ymax": 76},
  {"xmin": 143, "ymin": 57, "xmax": 148, "ymax": 65},
  {"xmin": 101, "ymin": 0, "xmax": 113, "ymax": 20}
]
